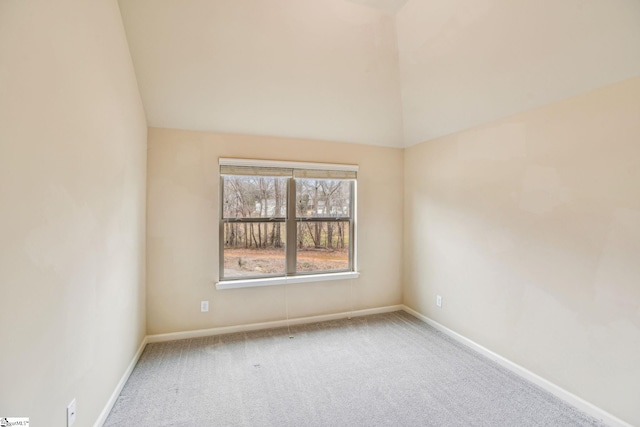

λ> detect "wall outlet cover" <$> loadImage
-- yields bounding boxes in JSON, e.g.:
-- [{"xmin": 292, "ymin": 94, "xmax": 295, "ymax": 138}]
[{"xmin": 67, "ymin": 398, "xmax": 76, "ymax": 426}]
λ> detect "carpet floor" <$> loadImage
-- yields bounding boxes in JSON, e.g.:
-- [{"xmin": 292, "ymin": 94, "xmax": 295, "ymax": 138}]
[{"xmin": 104, "ymin": 311, "xmax": 605, "ymax": 426}]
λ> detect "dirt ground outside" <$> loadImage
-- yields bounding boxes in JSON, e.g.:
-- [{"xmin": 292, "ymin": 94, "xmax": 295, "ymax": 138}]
[{"xmin": 223, "ymin": 247, "xmax": 349, "ymax": 277}]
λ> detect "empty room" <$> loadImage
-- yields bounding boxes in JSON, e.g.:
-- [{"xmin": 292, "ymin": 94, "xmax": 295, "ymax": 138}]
[{"xmin": 1, "ymin": 0, "xmax": 639, "ymax": 426}]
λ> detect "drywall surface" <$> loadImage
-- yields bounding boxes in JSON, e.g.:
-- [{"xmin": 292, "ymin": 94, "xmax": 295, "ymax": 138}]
[
  {"xmin": 0, "ymin": 1, "xmax": 147, "ymax": 425},
  {"xmin": 396, "ymin": 0, "xmax": 640, "ymax": 146},
  {"xmin": 146, "ymin": 128, "xmax": 403, "ymax": 334},
  {"xmin": 344, "ymin": 0, "xmax": 409, "ymax": 14},
  {"xmin": 403, "ymin": 77, "xmax": 640, "ymax": 425},
  {"xmin": 118, "ymin": 0, "xmax": 404, "ymax": 148}
]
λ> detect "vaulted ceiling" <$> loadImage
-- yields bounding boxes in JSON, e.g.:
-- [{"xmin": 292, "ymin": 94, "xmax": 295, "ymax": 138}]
[{"xmin": 118, "ymin": 0, "xmax": 640, "ymax": 148}]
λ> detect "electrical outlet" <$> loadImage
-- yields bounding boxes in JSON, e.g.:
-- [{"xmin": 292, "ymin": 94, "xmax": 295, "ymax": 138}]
[
  {"xmin": 436, "ymin": 295, "xmax": 442, "ymax": 308},
  {"xmin": 200, "ymin": 301, "xmax": 209, "ymax": 312},
  {"xmin": 67, "ymin": 398, "xmax": 76, "ymax": 426}
]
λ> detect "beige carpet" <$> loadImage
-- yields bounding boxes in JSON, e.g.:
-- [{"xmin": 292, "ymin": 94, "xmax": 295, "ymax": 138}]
[{"xmin": 104, "ymin": 311, "xmax": 605, "ymax": 426}]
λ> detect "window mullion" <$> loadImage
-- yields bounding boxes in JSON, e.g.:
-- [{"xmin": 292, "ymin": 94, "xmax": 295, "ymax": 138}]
[
  {"xmin": 219, "ymin": 175, "xmax": 226, "ymax": 280},
  {"xmin": 286, "ymin": 178, "xmax": 297, "ymax": 275},
  {"xmin": 349, "ymin": 180, "xmax": 355, "ymax": 272}
]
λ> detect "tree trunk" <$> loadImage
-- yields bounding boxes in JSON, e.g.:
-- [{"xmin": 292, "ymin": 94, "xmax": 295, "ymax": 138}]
[
  {"xmin": 250, "ymin": 223, "xmax": 258, "ymax": 248},
  {"xmin": 263, "ymin": 223, "xmax": 268, "ymax": 248},
  {"xmin": 307, "ymin": 223, "xmax": 321, "ymax": 248},
  {"xmin": 314, "ymin": 223, "xmax": 321, "ymax": 248},
  {"xmin": 298, "ymin": 223, "xmax": 304, "ymax": 249}
]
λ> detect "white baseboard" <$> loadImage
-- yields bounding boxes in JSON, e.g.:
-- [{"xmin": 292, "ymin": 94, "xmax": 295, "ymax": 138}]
[
  {"xmin": 147, "ymin": 305, "xmax": 404, "ymax": 343},
  {"xmin": 400, "ymin": 305, "xmax": 631, "ymax": 427},
  {"xmin": 94, "ymin": 336, "xmax": 148, "ymax": 427}
]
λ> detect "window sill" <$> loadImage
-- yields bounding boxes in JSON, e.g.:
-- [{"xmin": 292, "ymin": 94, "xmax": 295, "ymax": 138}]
[{"xmin": 216, "ymin": 271, "xmax": 360, "ymax": 290}]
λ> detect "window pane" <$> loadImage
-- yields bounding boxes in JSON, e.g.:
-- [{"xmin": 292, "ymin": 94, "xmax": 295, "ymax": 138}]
[
  {"xmin": 223, "ymin": 176, "xmax": 287, "ymax": 219},
  {"xmin": 295, "ymin": 179, "xmax": 351, "ymax": 218},
  {"xmin": 223, "ymin": 222, "xmax": 286, "ymax": 278},
  {"xmin": 296, "ymin": 221, "xmax": 350, "ymax": 273}
]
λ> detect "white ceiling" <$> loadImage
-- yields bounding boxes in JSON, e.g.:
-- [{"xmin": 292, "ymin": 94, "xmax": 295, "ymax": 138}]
[
  {"xmin": 396, "ymin": 0, "xmax": 640, "ymax": 146},
  {"xmin": 118, "ymin": 0, "xmax": 640, "ymax": 148},
  {"xmin": 119, "ymin": 0, "xmax": 404, "ymax": 147}
]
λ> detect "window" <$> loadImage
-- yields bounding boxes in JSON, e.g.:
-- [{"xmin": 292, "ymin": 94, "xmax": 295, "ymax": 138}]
[{"xmin": 218, "ymin": 159, "xmax": 358, "ymax": 288}]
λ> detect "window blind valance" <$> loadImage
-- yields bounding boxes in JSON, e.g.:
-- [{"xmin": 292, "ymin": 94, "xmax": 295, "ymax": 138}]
[
  {"xmin": 219, "ymin": 165, "xmax": 292, "ymax": 177},
  {"xmin": 219, "ymin": 158, "xmax": 358, "ymax": 180},
  {"xmin": 293, "ymin": 169, "xmax": 356, "ymax": 180}
]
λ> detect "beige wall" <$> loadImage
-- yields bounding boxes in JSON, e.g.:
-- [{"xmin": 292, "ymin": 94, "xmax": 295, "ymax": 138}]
[
  {"xmin": 396, "ymin": 0, "xmax": 640, "ymax": 146},
  {"xmin": 0, "ymin": 1, "xmax": 147, "ymax": 425},
  {"xmin": 118, "ymin": 0, "xmax": 404, "ymax": 148},
  {"xmin": 146, "ymin": 128, "xmax": 403, "ymax": 334},
  {"xmin": 404, "ymin": 76, "xmax": 640, "ymax": 425}
]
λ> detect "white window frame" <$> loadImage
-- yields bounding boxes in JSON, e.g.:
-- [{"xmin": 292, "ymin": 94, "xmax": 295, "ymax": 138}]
[{"xmin": 216, "ymin": 158, "xmax": 359, "ymax": 290}]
